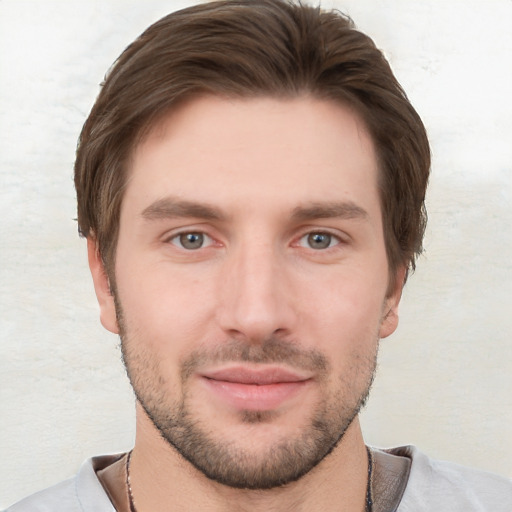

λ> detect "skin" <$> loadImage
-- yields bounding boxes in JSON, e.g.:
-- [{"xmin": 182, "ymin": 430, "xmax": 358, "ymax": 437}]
[{"xmin": 89, "ymin": 96, "xmax": 405, "ymax": 512}]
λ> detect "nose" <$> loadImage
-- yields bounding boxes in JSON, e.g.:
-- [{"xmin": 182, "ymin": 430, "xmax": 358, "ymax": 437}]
[{"xmin": 216, "ymin": 240, "xmax": 297, "ymax": 343}]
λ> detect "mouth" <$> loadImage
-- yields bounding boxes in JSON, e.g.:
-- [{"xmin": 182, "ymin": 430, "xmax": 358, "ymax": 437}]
[{"xmin": 200, "ymin": 366, "xmax": 312, "ymax": 411}]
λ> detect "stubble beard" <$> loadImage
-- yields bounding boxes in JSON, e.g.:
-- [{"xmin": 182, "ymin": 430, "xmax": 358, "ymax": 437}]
[{"xmin": 117, "ymin": 304, "xmax": 378, "ymax": 490}]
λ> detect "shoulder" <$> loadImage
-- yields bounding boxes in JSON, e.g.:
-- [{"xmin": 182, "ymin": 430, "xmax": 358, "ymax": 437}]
[
  {"xmin": 4, "ymin": 455, "xmax": 119, "ymax": 512},
  {"xmin": 5, "ymin": 477, "xmax": 81, "ymax": 512},
  {"xmin": 389, "ymin": 445, "xmax": 512, "ymax": 512}
]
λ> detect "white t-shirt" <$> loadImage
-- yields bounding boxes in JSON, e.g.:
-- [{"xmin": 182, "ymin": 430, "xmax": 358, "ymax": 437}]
[{"xmin": 5, "ymin": 446, "xmax": 512, "ymax": 511}]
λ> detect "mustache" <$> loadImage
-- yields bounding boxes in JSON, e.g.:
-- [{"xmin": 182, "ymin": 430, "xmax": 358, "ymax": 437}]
[{"xmin": 180, "ymin": 337, "xmax": 329, "ymax": 381}]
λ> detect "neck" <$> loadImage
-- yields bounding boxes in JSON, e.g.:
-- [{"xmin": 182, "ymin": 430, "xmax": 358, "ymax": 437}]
[{"xmin": 129, "ymin": 405, "xmax": 369, "ymax": 512}]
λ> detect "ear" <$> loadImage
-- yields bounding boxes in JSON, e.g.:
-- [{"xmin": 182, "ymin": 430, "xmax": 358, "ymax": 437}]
[
  {"xmin": 87, "ymin": 237, "xmax": 119, "ymax": 334},
  {"xmin": 379, "ymin": 265, "xmax": 407, "ymax": 339}
]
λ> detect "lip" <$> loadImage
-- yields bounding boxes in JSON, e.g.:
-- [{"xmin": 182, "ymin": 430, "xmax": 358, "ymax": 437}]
[{"xmin": 200, "ymin": 366, "xmax": 312, "ymax": 411}]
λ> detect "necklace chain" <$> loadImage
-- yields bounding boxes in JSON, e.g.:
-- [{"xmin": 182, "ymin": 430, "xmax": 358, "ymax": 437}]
[
  {"xmin": 125, "ymin": 448, "xmax": 373, "ymax": 512},
  {"xmin": 125, "ymin": 451, "xmax": 137, "ymax": 512},
  {"xmin": 365, "ymin": 447, "xmax": 374, "ymax": 512}
]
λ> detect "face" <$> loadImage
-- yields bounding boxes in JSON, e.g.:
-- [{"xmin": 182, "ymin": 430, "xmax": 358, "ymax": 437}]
[{"xmin": 89, "ymin": 96, "xmax": 403, "ymax": 489}]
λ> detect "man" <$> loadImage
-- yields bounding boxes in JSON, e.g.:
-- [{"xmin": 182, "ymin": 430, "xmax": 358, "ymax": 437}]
[{"xmin": 7, "ymin": 0, "xmax": 511, "ymax": 510}]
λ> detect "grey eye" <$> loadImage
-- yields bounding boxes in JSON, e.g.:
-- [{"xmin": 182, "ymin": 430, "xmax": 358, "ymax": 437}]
[
  {"xmin": 299, "ymin": 232, "xmax": 339, "ymax": 250},
  {"xmin": 177, "ymin": 232, "xmax": 205, "ymax": 250},
  {"xmin": 307, "ymin": 233, "xmax": 332, "ymax": 249}
]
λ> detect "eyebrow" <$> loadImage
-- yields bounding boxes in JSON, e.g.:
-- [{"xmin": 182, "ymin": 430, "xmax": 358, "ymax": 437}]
[
  {"xmin": 141, "ymin": 197, "xmax": 225, "ymax": 221},
  {"xmin": 291, "ymin": 201, "xmax": 369, "ymax": 222},
  {"xmin": 141, "ymin": 197, "xmax": 368, "ymax": 223}
]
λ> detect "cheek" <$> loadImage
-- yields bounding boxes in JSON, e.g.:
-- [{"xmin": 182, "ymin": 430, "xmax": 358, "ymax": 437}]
[
  {"xmin": 302, "ymin": 263, "xmax": 387, "ymax": 317},
  {"xmin": 298, "ymin": 271, "xmax": 386, "ymax": 353},
  {"xmin": 115, "ymin": 261, "xmax": 217, "ymax": 355}
]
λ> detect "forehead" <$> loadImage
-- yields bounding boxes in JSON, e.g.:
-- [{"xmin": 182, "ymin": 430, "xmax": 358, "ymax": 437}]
[{"xmin": 124, "ymin": 95, "xmax": 380, "ymax": 218}]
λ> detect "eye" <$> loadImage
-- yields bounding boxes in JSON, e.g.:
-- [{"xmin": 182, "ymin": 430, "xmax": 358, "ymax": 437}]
[
  {"xmin": 170, "ymin": 232, "xmax": 213, "ymax": 250},
  {"xmin": 299, "ymin": 232, "xmax": 339, "ymax": 250}
]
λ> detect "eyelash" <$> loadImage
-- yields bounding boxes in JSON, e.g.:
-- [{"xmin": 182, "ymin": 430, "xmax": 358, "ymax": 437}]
[
  {"xmin": 168, "ymin": 231, "xmax": 215, "ymax": 250},
  {"xmin": 166, "ymin": 229, "xmax": 344, "ymax": 252},
  {"xmin": 297, "ymin": 231, "xmax": 342, "ymax": 250}
]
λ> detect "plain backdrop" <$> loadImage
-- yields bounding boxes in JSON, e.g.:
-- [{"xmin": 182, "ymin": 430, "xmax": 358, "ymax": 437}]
[{"xmin": 1, "ymin": 0, "xmax": 511, "ymax": 507}]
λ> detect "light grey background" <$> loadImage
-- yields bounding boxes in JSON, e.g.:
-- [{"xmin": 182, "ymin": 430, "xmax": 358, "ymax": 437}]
[{"xmin": 1, "ymin": 0, "xmax": 511, "ymax": 507}]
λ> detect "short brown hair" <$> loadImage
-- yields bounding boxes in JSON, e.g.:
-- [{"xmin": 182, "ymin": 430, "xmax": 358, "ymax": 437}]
[{"xmin": 75, "ymin": 0, "xmax": 430, "ymax": 279}]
